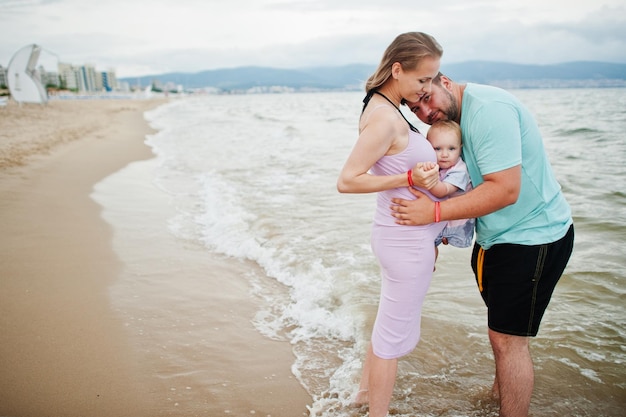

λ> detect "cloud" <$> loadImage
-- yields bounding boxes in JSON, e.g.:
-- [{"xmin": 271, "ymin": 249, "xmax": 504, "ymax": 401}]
[
  {"xmin": 1, "ymin": 0, "xmax": 625, "ymax": 77},
  {"xmin": 432, "ymin": 4, "xmax": 626, "ymax": 64}
]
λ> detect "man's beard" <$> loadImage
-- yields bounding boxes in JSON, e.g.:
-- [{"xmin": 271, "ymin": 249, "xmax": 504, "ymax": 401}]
[{"xmin": 442, "ymin": 88, "xmax": 460, "ymax": 123}]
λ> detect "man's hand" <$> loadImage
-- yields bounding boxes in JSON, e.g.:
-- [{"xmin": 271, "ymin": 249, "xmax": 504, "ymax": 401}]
[{"xmin": 390, "ymin": 187, "xmax": 434, "ymax": 225}]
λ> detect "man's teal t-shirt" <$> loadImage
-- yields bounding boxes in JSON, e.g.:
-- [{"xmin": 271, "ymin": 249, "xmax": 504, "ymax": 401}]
[{"xmin": 460, "ymin": 83, "xmax": 572, "ymax": 249}]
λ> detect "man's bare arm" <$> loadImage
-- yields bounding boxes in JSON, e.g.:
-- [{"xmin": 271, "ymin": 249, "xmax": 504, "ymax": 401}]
[{"xmin": 391, "ymin": 165, "xmax": 521, "ymax": 225}]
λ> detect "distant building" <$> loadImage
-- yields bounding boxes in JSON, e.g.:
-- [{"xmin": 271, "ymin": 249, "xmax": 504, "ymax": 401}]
[
  {"xmin": 78, "ymin": 64, "xmax": 98, "ymax": 92},
  {"xmin": 56, "ymin": 62, "xmax": 120, "ymax": 92},
  {"xmin": 38, "ymin": 65, "xmax": 59, "ymax": 88},
  {"xmin": 58, "ymin": 62, "xmax": 80, "ymax": 91},
  {"xmin": 117, "ymin": 80, "xmax": 130, "ymax": 92},
  {"xmin": 0, "ymin": 65, "xmax": 7, "ymax": 87},
  {"xmin": 4, "ymin": 58, "xmax": 121, "ymax": 93},
  {"xmin": 101, "ymin": 69, "xmax": 117, "ymax": 92}
]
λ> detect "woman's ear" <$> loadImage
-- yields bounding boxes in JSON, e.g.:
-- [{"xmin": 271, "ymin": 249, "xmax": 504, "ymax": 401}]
[{"xmin": 391, "ymin": 62, "xmax": 402, "ymax": 80}]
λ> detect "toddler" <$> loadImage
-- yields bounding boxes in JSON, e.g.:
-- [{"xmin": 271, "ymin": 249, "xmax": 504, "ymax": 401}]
[{"xmin": 425, "ymin": 120, "xmax": 475, "ymax": 260}]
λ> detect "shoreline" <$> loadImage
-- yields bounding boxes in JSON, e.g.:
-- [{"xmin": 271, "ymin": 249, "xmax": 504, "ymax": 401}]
[{"xmin": 0, "ymin": 99, "xmax": 311, "ymax": 416}]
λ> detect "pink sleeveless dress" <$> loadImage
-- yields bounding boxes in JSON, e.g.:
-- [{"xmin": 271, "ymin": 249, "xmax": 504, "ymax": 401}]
[{"xmin": 369, "ymin": 129, "xmax": 446, "ymax": 359}]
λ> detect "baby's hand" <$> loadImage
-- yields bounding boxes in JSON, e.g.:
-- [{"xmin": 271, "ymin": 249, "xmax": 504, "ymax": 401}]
[
  {"xmin": 411, "ymin": 162, "xmax": 440, "ymax": 190},
  {"xmin": 416, "ymin": 161, "xmax": 438, "ymax": 173}
]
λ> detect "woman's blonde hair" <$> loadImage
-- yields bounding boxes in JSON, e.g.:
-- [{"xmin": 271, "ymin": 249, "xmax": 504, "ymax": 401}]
[{"xmin": 365, "ymin": 32, "xmax": 443, "ymax": 93}]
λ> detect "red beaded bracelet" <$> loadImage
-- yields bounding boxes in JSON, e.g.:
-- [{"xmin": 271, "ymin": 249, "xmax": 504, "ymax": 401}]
[
  {"xmin": 434, "ymin": 201, "xmax": 441, "ymax": 223},
  {"xmin": 407, "ymin": 170, "xmax": 415, "ymax": 187}
]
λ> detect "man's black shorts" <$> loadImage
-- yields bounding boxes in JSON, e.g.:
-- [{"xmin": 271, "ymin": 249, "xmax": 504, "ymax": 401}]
[{"xmin": 470, "ymin": 224, "xmax": 574, "ymax": 337}]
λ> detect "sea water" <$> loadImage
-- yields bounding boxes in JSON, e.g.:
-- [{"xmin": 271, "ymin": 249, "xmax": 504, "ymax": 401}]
[{"xmin": 103, "ymin": 89, "xmax": 626, "ymax": 416}]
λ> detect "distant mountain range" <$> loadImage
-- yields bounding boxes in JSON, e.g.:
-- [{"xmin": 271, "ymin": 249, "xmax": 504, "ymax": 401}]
[{"xmin": 120, "ymin": 61, "xmax": 626, "ymax": 92}]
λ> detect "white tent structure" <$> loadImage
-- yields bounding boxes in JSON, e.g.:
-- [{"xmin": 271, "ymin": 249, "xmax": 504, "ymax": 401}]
[{"xmin": 7, "ymin": 44, "xmax": 48, "ymax": 104}]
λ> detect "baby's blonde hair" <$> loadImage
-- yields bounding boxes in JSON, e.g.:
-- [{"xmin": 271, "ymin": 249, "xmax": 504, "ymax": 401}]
[{"xmin": 427, "ymin": 120, "xmax": 462, "ymax": 145}]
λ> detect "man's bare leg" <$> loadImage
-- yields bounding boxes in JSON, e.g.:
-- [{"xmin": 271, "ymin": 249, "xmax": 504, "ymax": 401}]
[
  {"xmin": 489, "ymin": 329, "xmax": 533, "ymax": 417},
  {"xmin": 492, "ymin": 374, "xmax": 500, "ymax": 400}
]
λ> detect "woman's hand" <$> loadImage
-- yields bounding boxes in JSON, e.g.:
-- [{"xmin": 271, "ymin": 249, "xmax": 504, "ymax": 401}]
[{"xmin": 411, "ymin": 162, "xmax": 439, "ymax": 190}]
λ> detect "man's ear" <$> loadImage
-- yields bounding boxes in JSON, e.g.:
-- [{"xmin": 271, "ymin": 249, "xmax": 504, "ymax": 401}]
[{"xmin": 439, "ymin": 75, "xmax": 453, "ymax": 90}]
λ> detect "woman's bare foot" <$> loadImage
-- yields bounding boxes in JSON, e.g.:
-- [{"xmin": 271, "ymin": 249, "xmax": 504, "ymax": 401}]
[{"xmin": 351, "ymin": 389, "xmax": 369, "ymax": 407}]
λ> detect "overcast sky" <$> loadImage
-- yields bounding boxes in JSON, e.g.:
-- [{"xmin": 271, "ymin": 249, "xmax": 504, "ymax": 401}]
[{"xmin": 1, "ymin": 0, "xmax": 625, "ymax": 78}]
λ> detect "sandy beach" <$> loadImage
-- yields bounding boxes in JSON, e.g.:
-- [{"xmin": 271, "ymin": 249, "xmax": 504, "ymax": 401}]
[{"xmin": 0, "ymin": 98, "xmax": 312, "ymax": 417}]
